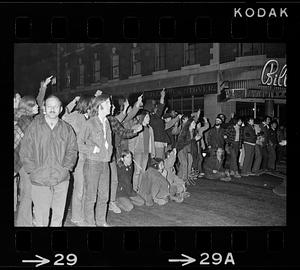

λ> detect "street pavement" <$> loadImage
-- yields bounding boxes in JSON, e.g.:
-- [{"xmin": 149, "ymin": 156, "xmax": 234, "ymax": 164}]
[{"xmin": 63, "ymin": 170, "xmax": 286, "ymax": 227}]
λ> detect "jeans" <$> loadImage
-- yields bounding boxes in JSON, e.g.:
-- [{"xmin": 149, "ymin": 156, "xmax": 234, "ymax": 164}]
[
  {"xmin": 132, "ymin": 153, "xmax": 149, "ymax": 191},
  {"xmin": 241, "ymin": 143, "xmax": 255, "ymax": 174},
  {"xmin": 229, "ymin": 142, "xmax": 240, "ymax": 172},
  {"xmin": 109, "ymin": 160, "xmax": 118, "ymax": 202},
  {"xmin": 83, "ymin": 159, "xmax": 110, "ymax": 226},
  {"xmin": 31, "ymin": 181, "xmax": 69, "ymax": 227},
  {"xmin": 192, "ymin": 143, "xmax": 203, "ymax": 172},
  {"xmin": 261, "ymin": 145, "xmax": 269, "ymax": 170},
  {"xmin": 252, "ymin": 144, "xmax": 262, "ymax": 173},
  {"xmin": 71, "ymin": 158, "xmax": 85, "ymax": 223},
  {"xmin": 178, "ymin": 147, "xmax": 193, "ymax": 181},
  {"xmin": 16, "ymin": 167, "xmax": 32, "ymax": 227},
  {"xmin": 268, "ymin": 144, "xmax": 277, "ymax": 170}
]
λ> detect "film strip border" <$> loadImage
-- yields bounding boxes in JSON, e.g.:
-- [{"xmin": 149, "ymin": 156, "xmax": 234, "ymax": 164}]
[
  {"xmin": 10, "ymin": 228, "xmax": 287, "ymax": 267},
  {"xmin": 3, "ymin": 1, "xmax": 296, "ymax": 268},
  {"xmin": 9, "ymin": 4, "xmax": 294, "ymax": 41}
]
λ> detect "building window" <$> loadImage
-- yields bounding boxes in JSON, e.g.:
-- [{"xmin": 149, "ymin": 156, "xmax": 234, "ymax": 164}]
[
  {"xmin": 112, "ymin": 47, "xmax": 119, "ymax": 79},
  {"xmin": 93, "ymin": 53, "xmax": 100, "ymax": 82},
  {"xmin": 131, "ymin": 43, "xmax": 141, "ymax": 75},
  {"xmin": 184, "ymin": 43, "xmax": 198, "ymax": 66},
  {"xmin": 240, "ymin": 43, "xmax": 264, "ymax": 56},
  {"xmin": 78, "ymin": 57, "xmax": 84, "ymax": 86},
  {"xmin": 170, "ymin": 96, "xmax": 204, "ymax": 115},
  {"xmin": 64, "ymin": 62, "xmax": 71, "ymax": 88},
  {"xmin": 155, "ymin": 43, "xmax": 167, "ymax": 71}
]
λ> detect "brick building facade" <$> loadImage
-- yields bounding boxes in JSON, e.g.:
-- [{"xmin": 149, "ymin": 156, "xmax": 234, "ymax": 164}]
[{"xmin": 15, "ymin": 43, "xmax": 286, "ymax": 124}]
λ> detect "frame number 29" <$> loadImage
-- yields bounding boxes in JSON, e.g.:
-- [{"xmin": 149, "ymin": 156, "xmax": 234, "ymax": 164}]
[{"xmin": 54, "ymin": 254, "xmax": 77, "ymax": 266}]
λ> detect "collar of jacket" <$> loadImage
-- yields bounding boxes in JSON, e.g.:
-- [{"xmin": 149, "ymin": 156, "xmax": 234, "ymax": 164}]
[{"xmin": 38, "ymin": 115, "xmax": 63, "ymax": 128}]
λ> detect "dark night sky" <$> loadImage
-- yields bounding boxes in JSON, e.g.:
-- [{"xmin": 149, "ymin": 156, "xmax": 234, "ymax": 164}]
[{"xmin": 14, "ymin": 43, "xmax": 57, "ymax": 96}]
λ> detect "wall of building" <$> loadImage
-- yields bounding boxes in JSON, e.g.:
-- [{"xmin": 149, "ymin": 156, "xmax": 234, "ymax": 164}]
[{"xmin": 204, "ymin": 94, "xmax": 220, "ymax": 125}]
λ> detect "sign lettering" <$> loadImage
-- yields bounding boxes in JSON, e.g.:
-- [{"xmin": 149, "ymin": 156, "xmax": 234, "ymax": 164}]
[{"xmin": 261, "ymin": 59, "xmax": 287, "ymax": 88}]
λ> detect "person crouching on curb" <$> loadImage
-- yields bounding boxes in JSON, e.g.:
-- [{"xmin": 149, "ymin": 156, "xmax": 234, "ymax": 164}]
[
  {"xmin": 203, "ymin": 148, "xmax": 231, "ymax": 182},
  {"xmin": 164, "ymin": 148, "xmax": 190, "ymax": 203},
  {"xmin": 138, "ymin": 158, "xmax": 170, "ymax": 206},
  {"xmin": 115, "ymin": 150, "xmax": 145, "ymax": 212}
]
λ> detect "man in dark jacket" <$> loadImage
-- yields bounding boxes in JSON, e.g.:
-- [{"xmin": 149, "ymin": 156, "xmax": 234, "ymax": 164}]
[
  {"xmin": 259, "ymin": 116, "xmax": 271, "ymax": 171},
  {"xmin": 20, "ymin": 96, "xmax": 78, "ymax": 227},
  {"xmin": 241, "ymin": 116, "xmax": 257, "ymax": 176},
  {"xmin": 268, "ymin": 120, "xmax": 278, "ymax": 170},
  {"xmin": 207, "ymin": 116, "xmax": 225, "ymax": 153},
  {"xmin": 224, "ymin": 117, "xmax": 243, "ymax": 178},
  {"xmin": 149, "ymin": 89, "xmax": 170, "ymax": 159}
]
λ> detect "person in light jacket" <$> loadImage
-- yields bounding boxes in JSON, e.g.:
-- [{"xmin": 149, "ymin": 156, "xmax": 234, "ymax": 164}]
[{"xmin": 77, "ymin": 94, "xmax": 113, "ymax": 227}]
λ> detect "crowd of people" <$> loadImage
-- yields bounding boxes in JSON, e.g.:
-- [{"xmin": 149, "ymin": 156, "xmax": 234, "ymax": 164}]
[{"xmin": 14, "ymin": 76, "xmax": 287, "ymax": 227}]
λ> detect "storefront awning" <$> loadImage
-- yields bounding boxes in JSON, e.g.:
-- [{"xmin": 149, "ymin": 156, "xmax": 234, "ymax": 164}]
[
  {"xmin": 218, "ymin": 79, "xmax": 286, "ymax": 101},
  {"xmin": 143, "ymin": 83, "xmax": 218, "ymax": 99}
]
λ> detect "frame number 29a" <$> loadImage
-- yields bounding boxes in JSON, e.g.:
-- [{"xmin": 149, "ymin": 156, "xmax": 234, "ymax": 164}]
[
  {"xmin": 200, "ymin": 252, "xmax": 235, "ymax": 265},
  {"xmin": 54, "ymin": 254, "xmax": 77, "ymax": 266}
]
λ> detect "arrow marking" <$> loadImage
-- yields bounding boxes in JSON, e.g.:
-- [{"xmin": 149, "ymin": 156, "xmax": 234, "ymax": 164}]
[
  {"xmin": 22, "ymin": 254, "xmax": 50, "ymax": 267},
  {"xmin": 169, "ymin": 253, "xmax": 196, "ymax": 266}
]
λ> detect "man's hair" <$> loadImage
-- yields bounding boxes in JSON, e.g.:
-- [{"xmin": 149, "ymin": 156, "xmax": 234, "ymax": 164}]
[
  {"xmin": 246, "ymin": 116, "xmax": 254, "ymax": 123},
  {"xmin": 17, "ymin": 96, "xmax": 36, "ymax": 116},
  {"xmin": 136, "ymin": 110, "xmax": 150, "ymax": 124},
  {"xmin": 75, "ymin": 94, "xmax": 94, "ymax": 114},
  {"xmin": 270, "ymin": 120, "xmax": 278, "ymax": 126},
  {"xmin": 45, "ymin": 95, "xmax": 62, "ymax": 107},
  {"xmin": 165, "ymin": 150, "xmax": 173, "ymax": 159},
  {"xmin": 117, "ymin": 150, "xmax": 132, "ymax": 167},
  {"xmin": 89, "ymin": 94, "xmax": 110, "ymax": 117},
  {"xmin": 231, "ymin": 116, "xmax": 242, "ymax": 125},
  {"xmin": 264, "ymin": 115, "xmax": 272, "ymax": 122},
  {"xmin": 149, "ymin": 157, "xmax": 164, "ymax": 170},
  {"xmin": 217, "ymin": 113, "xmax": 226, "ymax": 122}
]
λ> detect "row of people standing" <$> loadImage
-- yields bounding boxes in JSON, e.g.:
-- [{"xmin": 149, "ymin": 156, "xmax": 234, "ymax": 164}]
[
  {"xmin": 14, "ymin": 85, "xmax": 189, "ymax": 227},
  {"xmin": 203, "ymin": 114, "xmax": 285, "ymax": 181}
]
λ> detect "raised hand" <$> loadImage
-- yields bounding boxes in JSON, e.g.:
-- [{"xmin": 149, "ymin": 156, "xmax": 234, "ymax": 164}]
[
  {"xmin": 74, "ymin": 96, "xmax": 80, "ymax": 102},
  {"xmin": 134, "ymin": 124, "xmax": 143, "ymax": 133},
  {"xmin": 14, "ymin": 93, "xmax": 21, "ymax": 109},
  {"xmin": 95, "ymin": 90, "xmax": 102, "ymax": 97},
  {"xmin": 123, "ymin": 99, "xmax": 130, "ymax": 110},
  {"xmin": 42, "ymin": 75, "xmax": 53, "ymax": 88},
  {"xmin": 135, "ymin": 94, "xmax": 143, "ymax": 107}
]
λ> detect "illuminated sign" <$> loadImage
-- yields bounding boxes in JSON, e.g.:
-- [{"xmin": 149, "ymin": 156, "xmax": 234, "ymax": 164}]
[{"xmin": 261, "ymin": 59, "xmax": 287, "ymax": 88}]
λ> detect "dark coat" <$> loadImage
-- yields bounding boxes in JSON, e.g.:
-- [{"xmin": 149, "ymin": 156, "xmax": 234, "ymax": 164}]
[
  {"xmin": 20, "ymin": 116, "xmax": 78, "ymax": 186},
  {"xmin": 207, "ymin": 126, "xmax": 225, "ymax": 149},
  {"xmin": 149, "ymin": 103, "xmax": 170, "ymax": 144},
  {"xmin": 243, "ymin": 125, "xmax": 257, "ymax": 144},
  {"xmin": 203, "ymin": 155, "xmax": 225, "ymax": 174}
]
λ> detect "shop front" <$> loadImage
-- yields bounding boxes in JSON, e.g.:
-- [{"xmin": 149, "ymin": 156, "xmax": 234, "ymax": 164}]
[
  {"xmin": 218, "ymin": 58, "xmax": 287, "ymax": 125},
  {"xmin": 218, "ymin": 79, "xmax": 286, "ymax": 124}
]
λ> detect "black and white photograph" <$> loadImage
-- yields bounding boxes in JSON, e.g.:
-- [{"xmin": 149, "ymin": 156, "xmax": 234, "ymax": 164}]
[{"xmin": 14, "ymin": 43, "xmax": 286, "ymax": 227}]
